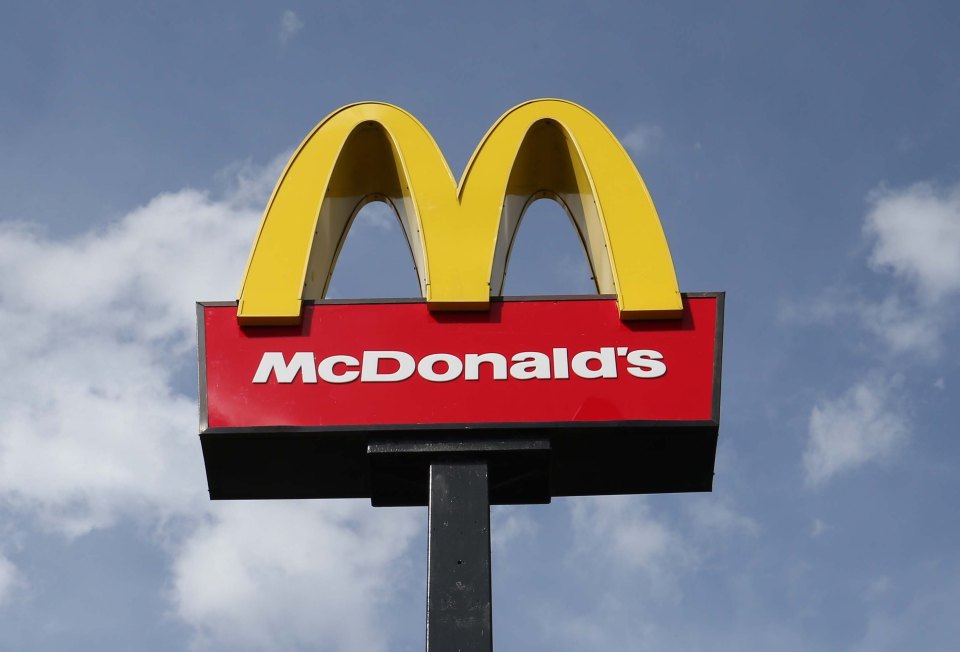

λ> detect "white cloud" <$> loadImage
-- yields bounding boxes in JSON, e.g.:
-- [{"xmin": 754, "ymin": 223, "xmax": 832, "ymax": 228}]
[
  {"xmin": 865, "ymin": 182, "xmax": 960, "ymax": 301},
  {"xmin": 172, "ymin": 501, "xmax": 418, "ymax": 652},
  {"xmin": 864, "ymin": 575, "xmax": 892, "ymax": 599},
  {"xmin": 568, "ymin": 496, "xmax": 693, "ymax": 592},
  {"xmin": 214, "ymin": 152, "xmax": 292, "ymax": 210},
  {"xmin": 857, "ymin": 295, "xmax": 945, "ymax": 358},
  {"xmin": 787, "ymin": 179, "xmax": 960, "ymax": 359},
  {"xmin": 564, "ymin": 493, "xmax": 756, "ymax": 605},
  {"xmin": 621, "ymin": 123, "xmax": 663, "ymax": 155},
  {"xmin": 856, "ymin": 181, "xmax": 960, "ymax": 356},
  {"xmin": 279, "ymin": 10, "xmax": 304, "ymax": 44},
  {"xmin": 0, "ymin": 186, "xmax": 259, "ymax": 535},
  {"xmin": 811, "ymin": 518, "xmax": 828, "ymax": 538},
  {"xmin": 685, "ymin": 495, "xmax": 759, "ymax": 538},
  {"xmin": 852, "ymin": 565, "xmax": 960, "ymax": 652},
  {"xmin": 782, "ymin": 284, "xmax": 945, "ymax": 360},
  {"xmin": 0, "ymin": 154, "xmax": 420, "ymax": 649},
  {"xmin": 793, "ymin": 179, "xmax": 960, "ymax": 485},
  {"xmin": 353, "ymin": 201, "xmax": 399, "ymax": 232},
  {"xmin": 491, "ymin": 505, "xmax": 537, "ymax": 551},
  {"xmin": 0, "ymin": 553, "xmax": 19, "ymax": 605},
  {"xmin": 804, "ymin": 377, "xmax": 908, "ymax": 486}
]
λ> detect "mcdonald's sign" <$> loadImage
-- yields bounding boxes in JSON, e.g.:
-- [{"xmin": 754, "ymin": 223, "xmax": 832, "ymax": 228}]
[{"xmin": 198, "ymin": 100, "xmax": 723, "ymax": 505}]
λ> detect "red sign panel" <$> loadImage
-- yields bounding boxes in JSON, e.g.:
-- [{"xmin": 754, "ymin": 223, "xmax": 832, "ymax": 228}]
[{"xmin": 200, "ymin": 296, "xmax": 720, "ymax": 430}]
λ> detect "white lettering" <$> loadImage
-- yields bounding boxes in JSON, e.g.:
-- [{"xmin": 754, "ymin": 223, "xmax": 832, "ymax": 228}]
[
  {"xmin": 510, "ymin": 352, "xmax": 551, "ymax": 380},
  {"xmin": 253, "ymin": 352, "xmax": 318, "ymax": 383},
  {"xmin": 317, "ymin": 354, "xmax": 360, "ymax": 383},
  {"xmin": 361, "ymin": 351, "xmax": 416, "ymax": 382},
  {"xmin": 552, "ymin": 347, "xmax": 569, "ymax": 379},
  {"xmin": 251, "ymin": 346, "xmax": 667, "ymax": 384},
  {"xmin": 418, "ymin": 353, "xmax": 463, "ymax": 382},
  {"xmin": 626, "ymin": 349, "xmax": 666, "ymax": 378},
  {"xmin": 464, "ymin": 353, "xmax": 508, "ymax": 381},
  {"xmin": 571, "ymin": 347, "xmax": 617, "ymax": 379}
]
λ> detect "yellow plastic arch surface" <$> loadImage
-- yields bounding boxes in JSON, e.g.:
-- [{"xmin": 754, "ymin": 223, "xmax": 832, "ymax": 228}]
[{"xmin": 237, "ymin": 100, "xmax": 682, "ymax": 324}]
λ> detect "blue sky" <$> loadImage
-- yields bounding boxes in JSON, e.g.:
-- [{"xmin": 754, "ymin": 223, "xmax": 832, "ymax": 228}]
[{"xmin": 1, "ymin": 2, "xmax": 958, "ymax": 650}]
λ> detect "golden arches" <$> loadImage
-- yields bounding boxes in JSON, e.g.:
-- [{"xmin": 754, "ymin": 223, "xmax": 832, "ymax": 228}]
[{"xmin": 237, "ymin": 100, "xmax": 682, "ymax": 325}]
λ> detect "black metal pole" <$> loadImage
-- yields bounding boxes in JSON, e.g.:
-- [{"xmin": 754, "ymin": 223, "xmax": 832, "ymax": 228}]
[{"xmin": 426, "ymin": 461, "xmax": 492, "ymax": 652}]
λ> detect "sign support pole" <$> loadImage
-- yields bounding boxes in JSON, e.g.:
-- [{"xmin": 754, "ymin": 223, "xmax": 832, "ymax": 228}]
[{"xmin": 427, "ymin": 461, "xmax": 492, "ymax": 652}]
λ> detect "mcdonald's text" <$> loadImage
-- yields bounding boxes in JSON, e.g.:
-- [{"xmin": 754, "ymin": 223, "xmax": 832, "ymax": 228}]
[{"xmin": 253, "ymin": 347, "xmax": 667, "ymax": 385}]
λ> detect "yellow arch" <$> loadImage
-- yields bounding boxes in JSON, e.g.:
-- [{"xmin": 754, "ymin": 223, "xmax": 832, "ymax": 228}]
[{"xmin": 237, "ymin": 100, "xmax": 682, "ymax": 324}]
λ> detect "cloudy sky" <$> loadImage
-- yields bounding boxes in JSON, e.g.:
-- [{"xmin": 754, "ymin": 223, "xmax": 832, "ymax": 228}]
[{"xmin": 1, "ymin": 2, "xmax": 959, "ymax": 650}]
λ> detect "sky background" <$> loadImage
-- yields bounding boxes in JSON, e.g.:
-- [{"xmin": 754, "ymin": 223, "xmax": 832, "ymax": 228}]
[{"xmin": 1, "ymin": 1, "xmax": 959, "ymax": 650}]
